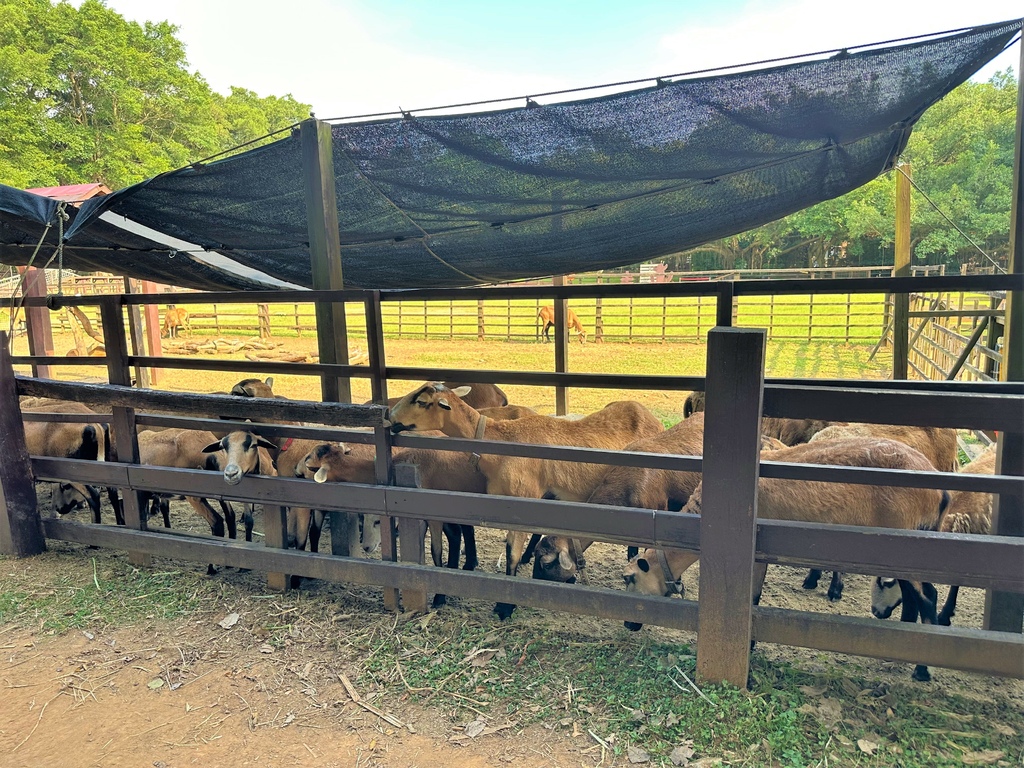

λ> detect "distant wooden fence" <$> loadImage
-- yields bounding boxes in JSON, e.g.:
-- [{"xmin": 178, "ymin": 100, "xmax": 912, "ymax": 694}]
[{"xmin": 2, "ymin": 273, "xmax": 1022, "ymax": 689}]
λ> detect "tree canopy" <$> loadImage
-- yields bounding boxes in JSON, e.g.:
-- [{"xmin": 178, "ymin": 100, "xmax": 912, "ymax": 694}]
[
  {"xmin": 669, "ymin": 70, "xmax": 1018, "ymax": 274},
  {"xmin": 0, "ymin": 0, "xmax": 310, "ymax": 189}
]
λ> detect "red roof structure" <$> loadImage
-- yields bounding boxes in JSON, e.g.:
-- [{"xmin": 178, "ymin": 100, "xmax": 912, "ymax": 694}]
[{"xmin": 25, "ymin": 183, "xmax": 111, "ymax": 204}]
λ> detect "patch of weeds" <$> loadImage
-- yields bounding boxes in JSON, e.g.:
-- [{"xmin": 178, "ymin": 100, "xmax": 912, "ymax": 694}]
[
  {"xmin": 356, "ymin": 613, "xmax": 1023, "ymax": 767},
  {"xmin": 0, "ymin": 551, "xmax": 218, "ymax": 633}
]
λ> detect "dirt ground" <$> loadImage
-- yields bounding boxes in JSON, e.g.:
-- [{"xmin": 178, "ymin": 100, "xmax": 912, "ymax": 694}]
[{"xmin": 2, "ymin": 497, "xmax": 1020, "ymax": 768}]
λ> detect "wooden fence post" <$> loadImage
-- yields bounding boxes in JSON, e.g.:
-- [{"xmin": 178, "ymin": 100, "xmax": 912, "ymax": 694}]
[
  {"xmin": 264, "ymin": 504, "xmax": 290, "ymax": 592},
  {"xmin": 715, "ymin": 282, "xmax": 735, "ymax": 328},
  {"xmin": 553, "ymin": 276, "xmax": 568, "ymax": 415},
  {"xmin": 141, "ymin": 281, "xmax": 162, "ymax": 384},
  {"xmin": 595, "ymin": 297, "xmax": 604, "ymax": 343},
  {"xmin": 395, "ymin": 463, "xmax": 428, "ymax": 613},
  {"xmin": 893, "ymin": 163, "xmax": 912, "ymax": 379},
  {"xmin": 696, "ymin": 327, "xmax": 765, "ymax": 688},
  {"xmin": 18, "ymin": 267, "xmax": 54, "ymax": 379},
  {"xmin": 477, "ymin": 300, "xmax": 485, "ymax": 341},
  {"xmin": 365, "ymin": 292, "xmax": 399, "ymax": 611},
  {"xmin": 0, "ymin": 331, "xmax": 45, "ymax": 557},
  {"xmin": 257, "ymin": 303, "xmax": 272, "ymax": 339},
  {"xmin": 98, "ymin": 296, "xmax": 150, "ymax": 566},
  {"xmin": 301, "ymin": 118, "xmax": 352, "ymax": 404}
]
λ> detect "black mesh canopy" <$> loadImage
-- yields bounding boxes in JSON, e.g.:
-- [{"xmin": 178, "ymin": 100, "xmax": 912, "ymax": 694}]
[{"xmin": 2, "ymin": 19, "xmax": 1020, "ymax": 290}]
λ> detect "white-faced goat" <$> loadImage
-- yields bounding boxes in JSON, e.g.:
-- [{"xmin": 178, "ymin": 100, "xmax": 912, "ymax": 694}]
[
  {"xmin": 622, "ymin": 437, "xmax": 950, "ymax": 682},
  {"xmin": 299, "ymin": 440, "xmax": 485, "ymax": 607},
  {"xmin": 872, "ymin": 445, "xmax": 995, "ymax": 630},
  {"xmin": 388, "ymin": 382, "xmax": 664, "ymax": 619}
]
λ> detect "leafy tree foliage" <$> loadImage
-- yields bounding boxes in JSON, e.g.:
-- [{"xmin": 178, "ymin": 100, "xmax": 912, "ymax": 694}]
[
  {"xmin": 0, "ymin": 0, "xmax": 309, "ymax": 189},
  {"xmin": 671, "ymin": 72, "xmax": 1018, "ymax": 273}
]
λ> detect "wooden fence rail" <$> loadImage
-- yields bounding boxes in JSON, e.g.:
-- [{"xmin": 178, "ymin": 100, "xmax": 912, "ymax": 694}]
[{"xmin": 2, "ymin": 273, "xmax": 1023, "ymax": 687}]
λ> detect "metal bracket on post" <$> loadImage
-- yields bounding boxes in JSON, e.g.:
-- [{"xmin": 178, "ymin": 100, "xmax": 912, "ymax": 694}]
[
  {"xmin": 0, "ymin": 331, "xmax": 45, "ymax": 557},
  {"xmin": 696, "ymin": 327, "xmax": 766, "ymax": 688}
]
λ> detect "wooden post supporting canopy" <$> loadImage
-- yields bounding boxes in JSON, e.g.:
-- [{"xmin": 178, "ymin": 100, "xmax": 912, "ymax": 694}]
[
  {"xmin": 17, "ymin": 266, "xmax": 54, "ymax": 379},
  {"xmin": 301, "ymin": 118, "xmax": 351, "ymax": 405},
  {"xmin": 696, "ymin": 327, "xmax": 765, "ymax": 688},
  {"xmin": 140, "ymin": 281, "xmax": 162, "ymax": 385},
  {"xmin": 0, "ymin": 331, "xmax": 45, "ymax": 557},
  {"xmin": 984, "ymin": 35, "xmax": 1024, "ymax": 634},
  {"xmin": 892, "ymin": 162, "xmax": 912, "ymax": 379}
]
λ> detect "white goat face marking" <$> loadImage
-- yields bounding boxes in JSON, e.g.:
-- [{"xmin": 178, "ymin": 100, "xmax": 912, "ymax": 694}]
[
  {"xmin": 871, "ymin": 577, "xmax": 902, "ymax": 619},
  {"xmin": 361, "ymin": 515, "xmax": 382, "ymax": 553}
]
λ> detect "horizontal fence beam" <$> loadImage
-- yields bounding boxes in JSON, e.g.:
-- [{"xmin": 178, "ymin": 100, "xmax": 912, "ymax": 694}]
[
  {"xmin": 16, "ymin": 377, "xmax": 387, "ymax": 428},
  {"xmin": 30, "ymin": 459, "xmax": 1024, "ymax": 592},
  {"xmin": 3, "ymin": 273, "xmax": 1016, "ymax": 309},
  {"xmin": 39, "ymin": 518, "xmax": 1024, "ymax": 678},
  {"xmin": 763, "ymin": 385, "xmax": 1022, "ymax": 431},
  {"xmin": 127, "ymin": 356, "xmax": 374, "ymax": 378}
]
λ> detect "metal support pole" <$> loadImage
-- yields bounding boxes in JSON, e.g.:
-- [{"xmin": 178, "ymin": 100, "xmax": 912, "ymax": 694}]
[{"xmin": 696, "ymin": 327, "xmax": 765, "ymax": 687}]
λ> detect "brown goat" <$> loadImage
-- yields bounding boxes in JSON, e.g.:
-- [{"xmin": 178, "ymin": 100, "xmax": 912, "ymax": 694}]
[
  {"xmin": 533, "ymin": 415, "xmax": 785, "ymax": 585},
  {"xmin": 138, "ymin": 428, "xmax": 276, "ymax": 571},
  {"xmin": 22, "ymin": 401, "xmax": 115, "ymax": 524},
  {"xmin": 623, "ymin": 437, "xmax": 949, "ymax": 681},
  {"xmin": 161, "ymin": 307, "xmax": 190, "ymax": 338},
  {"xmin": 375, "ymin": 382, "xmax": 509, "ymax": 410},
  {"xmin": 683, "ymin": 390, "xmax": 830, "ymax": 445},
  {"xmin": 804, "ymin": 422, "xmax": 958, "ymax": 600},
  {"xmin": 873, "ymin": 445, "xmax": 997, "ymax": 629},
  {"xmin": 300, "ymin": 439, "xmax": 486, "ymax": 606},
  {"xmin": 538, "ymin": 306, "xmax": 586, "ymax": 344},
  {"xmin": 389, "ymin": 382, "xmax": 664, "ymax": 618}
]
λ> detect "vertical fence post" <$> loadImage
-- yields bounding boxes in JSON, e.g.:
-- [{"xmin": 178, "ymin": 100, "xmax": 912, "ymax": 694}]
[
  {"xmin": 122, "ymin": 279, "xmax": 149, "ymax": 388},
  {"xmin": 0, "ymin": 331, "xmax": 45, "ymax": 557},
  {"xmin": 893, "ymin": 163, "xmax": 912, "ymax": 379},
  {"xmin": 98, "ymin": 296, "xmax": 149, "ymax": 566},
  {"xmin": 715, "ymin": 282, "xmax": 735, "ymax": 328},
  {"xmin": 394, "ymin": 463, "xmax": 428, "ymax": 614},
  {"xmin": 985, "ymin": 37, "xmax": 1024, "ymax": 634},
  {"xmin": 594, "ymin": 297, "xmax": 604, "ymax": 343},
  {"xmin": 264, "ymin": 504, "xmax": 290, "ymax": 592},
  {"xmin": 301, "ymin": 118, "xmax": 352, "ymax": 404},
  {"xmin": 553, "ymin": 276, "xmax": 568, "ymax": 415},
  {"xmin": 18, "ymin": 267, "xmax": 54, "ymax": 379},
  {"xmin": 366, "ymin": 292, "xmax": 399, "ymax": 611},
  {"xmin": 477, "ymin": 300, "xmax": 485, "ymax": 341},
  {"xmin": 697, "ymin": 327, "xmax": 765, "ymax": 688},
  {"xmin": 257, "ymin": 303, "xmax": 272, "ymax": 339},
  {"xmin": 141, "ymin": 281, "xmax": 162, "ymax": 384}
]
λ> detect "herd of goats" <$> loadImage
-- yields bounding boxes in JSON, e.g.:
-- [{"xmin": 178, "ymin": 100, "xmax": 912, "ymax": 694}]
[{"xmin": 20, "ymin": 376, "xmax": 996, "ymax": 682}]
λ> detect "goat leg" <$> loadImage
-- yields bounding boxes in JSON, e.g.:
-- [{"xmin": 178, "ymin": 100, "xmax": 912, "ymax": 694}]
[
  {"xmin": 802, "ymin": 568, "xmax": 822, "ymax": 590},
  {"xmin": 937, "ymin": 585, "xmax": 959, "ymax": 627},
  {"xmin": 826, "ymin": 571, "xmax": 845, "ymax": 602},
  {"xmin": 461, "ymin": 525, "xmax": 478, "ymax": 571}
]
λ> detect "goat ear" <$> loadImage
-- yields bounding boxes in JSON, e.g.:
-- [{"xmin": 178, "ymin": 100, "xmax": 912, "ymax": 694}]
[
  {"xmin": 557, "ymin": 549, "xmax": 575, "ymax": 572},
  {"xmin": 255, "ymin": 436, "xmax": 278, "ymax": 451},
  {"xmin": 314, "ymin": 466, "xmax": 328, "ymax": 483},
  {"xmin": 636, "ymin": 558, "xmax": 650, "ymax": 573},
  {"xmin": 438, "ymin": 398, "xmax": 451, "ymax": 410},
  {"xmin": 342, "ymin": 443, "xmax": 352, "ymax": 455},
  {"xmin": 230, "ymin": 383, "xmax": 248, "ymax": 396},
  {"xmin": 201, "ymin": 440, "xmax": 223, "ymax": 454},
  {"xmin": 264, "ymin": 376, "xmax": 274, "ymax": 388},
  {"xmin": 451, "ymin": 386, "xmax": 472, "ymax": 398}
]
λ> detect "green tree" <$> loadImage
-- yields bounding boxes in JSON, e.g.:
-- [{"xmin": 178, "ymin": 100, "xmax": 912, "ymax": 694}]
[{"xmin": 0, "ymin": 0, "xmax": 309, "ymax": 189}]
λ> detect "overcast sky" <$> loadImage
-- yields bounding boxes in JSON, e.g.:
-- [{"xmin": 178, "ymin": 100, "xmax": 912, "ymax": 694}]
[{"xmin": 102, "ymin": 0, "xmax": 1021, "ymax": 120}]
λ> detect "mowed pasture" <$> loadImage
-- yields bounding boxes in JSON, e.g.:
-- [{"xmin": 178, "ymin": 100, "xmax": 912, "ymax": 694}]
[{"xmin": 147, "ymin": 293, "xmax": 893, "ymax": 343}]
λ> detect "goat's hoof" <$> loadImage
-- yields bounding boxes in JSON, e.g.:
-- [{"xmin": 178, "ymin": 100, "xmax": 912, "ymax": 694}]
[
  {"xmin": 623, "ymin": 621, "xmax": 643, "ymax": 632},
  {"xmin": 937, "ymin": 611, "xmax": 954, "ymax": 627},
  {"xmin": 911, "ymin": 665, "xmax": 932, "ymax": 682},
  {"xmin": 206, "ymin": 564, "xmax": 218, "ymax": 576},
  {"xmin": 826, "ymin": 588, "xmax": 843, "ymax": 602},
  {"xmin": 493, "ymin": 602, "xmax": 517, "ymax": 621},
  {"xmin": 802, "ymin": 576, "xmax": 819, "ymax": 590},
  {"xmin": 289, "ymin": 575, "xmax": 304, "ymax": 589},
  {"xmin": 463, "ymin": 561, "xmax": 478, "ymax": 571},
  {"xmin": 431, "ymin": 594, "xmax": 448, "ymax": 608}
]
